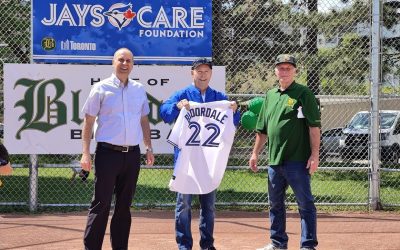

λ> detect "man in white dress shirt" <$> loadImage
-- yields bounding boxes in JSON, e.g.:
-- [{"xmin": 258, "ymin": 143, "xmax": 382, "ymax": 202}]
[{"xmin": 80, "ymin": 48, "xmax": 154, "ymax": 250}]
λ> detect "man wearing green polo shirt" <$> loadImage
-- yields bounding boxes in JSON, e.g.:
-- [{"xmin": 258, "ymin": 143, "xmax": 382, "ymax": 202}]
[{"xmin": 249, "ymin": 54, "xmax": 321, "ymax": 250}]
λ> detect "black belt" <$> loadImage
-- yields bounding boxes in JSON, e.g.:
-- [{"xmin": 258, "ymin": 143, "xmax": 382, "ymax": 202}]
[{"xmin": 98, "ymin": 142, "xmax": 138, "ymax": 152}]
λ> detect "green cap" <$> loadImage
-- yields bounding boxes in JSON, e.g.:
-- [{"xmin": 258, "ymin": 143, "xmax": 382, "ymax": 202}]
[
  {"xmin": 275, "ymin": 54, "xmax": 296, "ymax": 67},
  {"xmin": 241, "ymin": 110, "xmax": 258, "ymax": 131},
  {"xmin": 248, "ymin": 97, "xmax": 264, "ymax": 115}
]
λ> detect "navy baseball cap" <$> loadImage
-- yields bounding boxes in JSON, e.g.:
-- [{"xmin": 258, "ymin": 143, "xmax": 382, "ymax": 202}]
[
  {"xmin": 192, "ymin": 58, "xmax": 213, "ymax": 70},
  {"xmin": 275, "ymin": 54, "xmax": 296, "ymax": 67}
]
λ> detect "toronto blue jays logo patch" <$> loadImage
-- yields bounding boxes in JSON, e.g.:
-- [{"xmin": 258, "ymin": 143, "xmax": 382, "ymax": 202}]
[{"xmin": 103, "ymin": 3, "xmax": 136, "ymax": 30}]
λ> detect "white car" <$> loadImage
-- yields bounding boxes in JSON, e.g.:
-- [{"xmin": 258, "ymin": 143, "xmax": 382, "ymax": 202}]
[{"xmin": 339, "ymin": 110, "xmax": 400, "ymax": 163}]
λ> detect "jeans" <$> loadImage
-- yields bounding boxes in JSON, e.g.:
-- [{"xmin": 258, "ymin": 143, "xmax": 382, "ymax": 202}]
[
  {"xmin": 267, "ymin": 161, "xmax": 318, "ymax": 249},
  {"xmin": 175, "ymin": 191, "xmax": 216, "ymax": 250}
]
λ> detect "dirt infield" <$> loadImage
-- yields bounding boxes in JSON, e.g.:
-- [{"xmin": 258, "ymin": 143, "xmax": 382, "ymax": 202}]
[{"xmin": 1, "ymin": 210, "xmax": 400, "ymax": 250}]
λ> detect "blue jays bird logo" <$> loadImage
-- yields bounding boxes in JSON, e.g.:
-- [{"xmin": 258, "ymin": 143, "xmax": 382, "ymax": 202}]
[{"xmin": 103, "ymin": 3, "xmax": 136, "ymax": 30}]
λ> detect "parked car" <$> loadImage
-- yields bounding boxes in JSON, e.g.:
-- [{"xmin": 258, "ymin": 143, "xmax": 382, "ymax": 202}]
[
  {"xmin": 339, "ymin": 110, "xmax": 400, "ymax": 163},
  {"xmin": 320, "ymin": 127, "xmax": 342, "ymax": 160}
]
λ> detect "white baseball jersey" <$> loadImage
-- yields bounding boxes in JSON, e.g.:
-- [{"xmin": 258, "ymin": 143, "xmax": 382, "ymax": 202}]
[{"xmin": 167, "ymin": 100, "xmax": 236, "ymax": 194}]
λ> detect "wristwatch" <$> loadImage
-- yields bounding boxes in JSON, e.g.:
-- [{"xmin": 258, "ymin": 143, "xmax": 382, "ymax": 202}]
[{"xmin": 146, "ymin": 147, "xmax": 153, "ymax": 153}]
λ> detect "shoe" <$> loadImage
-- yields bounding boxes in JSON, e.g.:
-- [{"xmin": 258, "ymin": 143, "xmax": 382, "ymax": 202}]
[
  {"xmin": 201, "ymin": 247, "xmax": 216, "ymax": 250},
  {"xmin": 300, "ymin": 248, "xmax": 316, "ymax": 250},
  {"xmin": 256, "ymin": 243, "xmax": 288, "ymax": 250}
]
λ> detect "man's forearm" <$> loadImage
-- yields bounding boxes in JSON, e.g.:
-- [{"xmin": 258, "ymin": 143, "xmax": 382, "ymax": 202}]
[
  {"xmin": 309, "ymin": 126, "xmax": 321, "ymax": 156},
  {"xmin": 82, "ymin": 115, "xmax": 96, "ymax": 154},
  {"xmin": 141, "ymin": 116, "xmax": 152, "ymax": 149},
  {"xmin": 252, "ymin": 133, "xmax": 267, "ymax": 155}
]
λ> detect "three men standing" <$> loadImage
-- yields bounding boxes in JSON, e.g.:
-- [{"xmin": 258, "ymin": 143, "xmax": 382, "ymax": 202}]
[{"xmin": 79, "ymin": 51, "xmax": 320, "ymax": 250}]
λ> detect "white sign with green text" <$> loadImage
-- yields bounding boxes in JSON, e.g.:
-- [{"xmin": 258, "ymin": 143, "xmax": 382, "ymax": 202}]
[{"xmin": 4, "ymin": 64, "xmax": 225, "ymax": 154}]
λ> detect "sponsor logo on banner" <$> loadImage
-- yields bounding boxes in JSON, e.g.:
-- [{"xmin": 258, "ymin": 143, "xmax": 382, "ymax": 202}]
[
  {"xmin": 104, "ymin": 3, "xmax": 136, "ymax": 30},
  {"xmin": 41, "ymin": 37, "xmax": 56, "ymax": 50}
]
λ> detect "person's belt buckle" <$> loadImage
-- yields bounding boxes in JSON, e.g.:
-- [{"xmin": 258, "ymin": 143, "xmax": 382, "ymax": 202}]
[{"xmin": 122, "ymin": 146, "xmax": 129, "ymax": 152}]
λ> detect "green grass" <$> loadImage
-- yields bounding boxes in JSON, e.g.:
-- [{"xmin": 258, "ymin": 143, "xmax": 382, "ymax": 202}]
[{"xmin": 1, "ymin": 164, "xmax": 400, "ymax": 212}]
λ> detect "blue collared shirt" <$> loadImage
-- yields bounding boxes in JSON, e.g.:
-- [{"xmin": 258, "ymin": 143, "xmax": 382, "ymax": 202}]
[{"xmin": 82, "ymin": 74, "xmax": 150, "ymax": 146}]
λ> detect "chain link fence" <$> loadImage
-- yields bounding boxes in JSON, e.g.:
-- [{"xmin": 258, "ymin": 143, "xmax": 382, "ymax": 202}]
[{"xmin": 0, "ymin": 0, "xmax": 399, "ymax": 211}]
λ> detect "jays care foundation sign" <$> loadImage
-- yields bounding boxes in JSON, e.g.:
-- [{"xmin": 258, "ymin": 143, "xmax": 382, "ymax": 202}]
[{"xmin": 32, "ymin": 0, "xmax": 212, "ymax": 64}]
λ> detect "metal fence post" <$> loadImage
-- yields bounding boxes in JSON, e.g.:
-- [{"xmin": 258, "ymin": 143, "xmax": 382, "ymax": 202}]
[
  {"xmin": 369, "ymin": 0, "xmax": 382, "ymax": 210},
  {"xmin": 29, "ymin": 154, "xmax": 38, "ymax": 212}
]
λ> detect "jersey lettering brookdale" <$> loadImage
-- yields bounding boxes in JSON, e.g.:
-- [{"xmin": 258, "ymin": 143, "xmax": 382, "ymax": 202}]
[{"xmin": 184, "ymin": 107, "xmax": 228, "ymax": 125}]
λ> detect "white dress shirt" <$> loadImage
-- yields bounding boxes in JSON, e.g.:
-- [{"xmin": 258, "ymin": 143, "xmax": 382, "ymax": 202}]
[{"xmin": 82, "ymin": 74, "xmax": 150, "ymax": 146}]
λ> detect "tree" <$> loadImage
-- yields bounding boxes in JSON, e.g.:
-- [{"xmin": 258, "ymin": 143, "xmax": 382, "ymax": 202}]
[
  {"xmin": 213, "ymin": 0, "xmax": 375, "ymax": 95},
  {"xmin": 213, "ymin": 0, "xmax": 304, "ymax": 94},
  {"xmin": 318, "ymin": 33, "xmax": 370, "ymax": 95},
  {"xmin": 382, "ymin": 0, "xmax": 400, "ymax": 87},
  {"xmin": 0, "ymin": 1, "xmax": 30, "ymax": 64},
  {"xmin": 0, "ymin": 0, "xmax": 30, "ymax": 120}
]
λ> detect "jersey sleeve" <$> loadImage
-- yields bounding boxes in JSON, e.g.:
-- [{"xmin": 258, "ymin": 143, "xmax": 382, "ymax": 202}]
[{"xmin": 167, "ymin": 108, "xmax": 187, "ymax": 149}]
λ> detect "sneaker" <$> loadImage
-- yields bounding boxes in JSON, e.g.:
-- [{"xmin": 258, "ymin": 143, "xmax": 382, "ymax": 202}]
[
  {"xmin": 256, "ymin": 243, "xmax": 288, "ymax": 250},
  {"xmin": 201, "ymin": 247, "xmax": 216, "ymax": 250}
]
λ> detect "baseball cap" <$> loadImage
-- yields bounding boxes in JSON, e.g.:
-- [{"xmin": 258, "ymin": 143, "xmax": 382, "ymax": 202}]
[
  {"xmin": 275, "ymin": 54, "xmax": 296, "ymax": 67},
  {"xmin": 192, "ymin": 58, "xmax": 213, "ymax": 70}
]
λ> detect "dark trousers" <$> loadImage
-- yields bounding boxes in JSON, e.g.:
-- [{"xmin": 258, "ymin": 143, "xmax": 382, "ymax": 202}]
[{"xmin": 84, "ymin": 144, "xmax": 141, "ymax": 250}]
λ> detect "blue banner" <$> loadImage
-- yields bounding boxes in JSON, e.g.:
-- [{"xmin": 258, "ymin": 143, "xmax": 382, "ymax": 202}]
[{"xmin": 32, "ymin": 0, "xmax": 212, "ymax": 64}]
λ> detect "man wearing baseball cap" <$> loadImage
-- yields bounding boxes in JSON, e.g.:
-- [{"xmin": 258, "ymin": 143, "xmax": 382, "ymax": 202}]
[
  {"xmin": 191, "ymin": 57, "xmax": 213, "ymax": 70},
  {"xmin": 249, "ymin": 54, "xmax": 320, "ymax": 250},
  {"xmin": 275, "ymin": 54, "xmax": 297, "ymax": 67},
  {"xmin": 160, "ymin": 58, "xmax": 240, "ymax": 250}
]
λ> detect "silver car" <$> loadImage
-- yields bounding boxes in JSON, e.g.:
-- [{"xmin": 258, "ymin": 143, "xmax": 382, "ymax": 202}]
[{"xmin": 320, "ymin": 127, "xmax": 342, "ymax": 160}]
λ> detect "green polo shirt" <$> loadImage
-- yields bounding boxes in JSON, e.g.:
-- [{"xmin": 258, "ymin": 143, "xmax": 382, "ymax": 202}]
[{"xmin": 256, "ymin": 82, "xmax": 321, "ymax": 165}]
